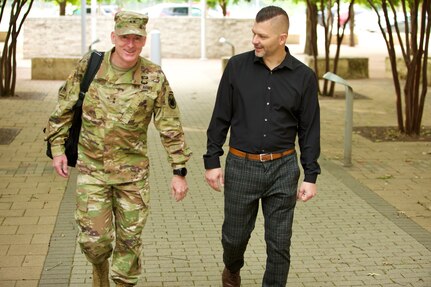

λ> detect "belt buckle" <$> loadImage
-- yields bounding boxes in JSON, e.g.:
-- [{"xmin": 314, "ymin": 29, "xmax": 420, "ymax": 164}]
[{"xmin": 259, "ymin": 153, "xmax": 273, "ymax": 162}]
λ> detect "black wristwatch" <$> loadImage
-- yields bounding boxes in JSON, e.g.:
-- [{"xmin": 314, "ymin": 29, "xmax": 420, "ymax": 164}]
[{"xmin": 173, "ymin": 167, "xmax": 187, "ymax": 177}]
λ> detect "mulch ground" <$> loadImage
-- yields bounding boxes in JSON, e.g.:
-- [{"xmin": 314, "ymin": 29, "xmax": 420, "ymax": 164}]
[{"xmin": 353, "ymin": 126, "xmax": 431, "ymax": 142}]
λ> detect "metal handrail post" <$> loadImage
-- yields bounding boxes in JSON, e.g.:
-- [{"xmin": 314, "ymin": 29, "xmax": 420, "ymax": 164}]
[
  {"xmin": 323, "ymin": 72, "xmax": 354, "ymax": 167},
  {"xmin": 150, "ymin": 30, "xmax": 161, "ymax": 66}
]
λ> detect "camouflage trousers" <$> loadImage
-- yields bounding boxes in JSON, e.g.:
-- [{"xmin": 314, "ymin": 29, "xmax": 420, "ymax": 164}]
[{"xmin": 75, "ymin": 174, "xmax": 150, "ymax": 285}]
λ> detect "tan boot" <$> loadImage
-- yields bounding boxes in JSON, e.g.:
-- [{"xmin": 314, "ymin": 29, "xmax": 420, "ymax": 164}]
[{"xmin": 92, "ymin": 260, "xmax": 110, "ymax": 287}]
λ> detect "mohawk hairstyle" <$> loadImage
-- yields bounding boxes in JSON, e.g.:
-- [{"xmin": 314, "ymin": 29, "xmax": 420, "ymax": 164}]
[{"xmin": 255, "ymin": 6, "xmax": 289, "ymax": 29}]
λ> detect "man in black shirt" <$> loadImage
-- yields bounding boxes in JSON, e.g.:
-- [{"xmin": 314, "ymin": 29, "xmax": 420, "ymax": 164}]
[{"xmin": 203, "ymin": 6, "xmax": 320, "ymax": 287}]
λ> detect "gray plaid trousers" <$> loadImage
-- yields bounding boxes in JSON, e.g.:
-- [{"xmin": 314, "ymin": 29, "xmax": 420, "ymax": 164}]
[{"xmin": 222, "ymin": 151, "xmax": 300, "ymax": 287}]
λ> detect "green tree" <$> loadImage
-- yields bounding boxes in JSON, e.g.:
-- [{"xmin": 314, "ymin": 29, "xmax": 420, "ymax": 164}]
[
  {"xmin": 0, "ymin": 0, "xmax": 34, "ymax": 97},
  {"xmin": 303, "ymin": 0, "xmax": 358, "ymax": 54},
  {"xmin": 366, "ymin": 0, "xmax": 430, "ymax": 136},
  {"xmin": 56, "ymin": 0, "xmax": 72, "ymax": 16},
  {"xmin": 46, "ymin": 0, "xmax": 110, "ymax": 16},
  {"xmin": 41, "ymin": 0, "xmax": 77, "ymax": 16},
  {"xmin": 303, "ymin": 1, "xmax": 318, "ymax": 56},
  {"xmin": 207, "ymin": 0, "xmax": 241, "ymax": 16},
  {"xmin": 304, "ymin": 0, "xmax": 355, "ymax": 96}
]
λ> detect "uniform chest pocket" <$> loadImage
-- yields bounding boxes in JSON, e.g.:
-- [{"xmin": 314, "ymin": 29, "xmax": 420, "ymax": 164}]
[{"xmin": 120, "ymin": 91, "xmax": 158, "ymax": 125}]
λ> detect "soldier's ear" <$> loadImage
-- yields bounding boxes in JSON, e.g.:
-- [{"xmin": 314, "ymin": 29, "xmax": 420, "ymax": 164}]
[{"xmin": 111, "ymin": 32, "xmax": 116, "ymax": 44}]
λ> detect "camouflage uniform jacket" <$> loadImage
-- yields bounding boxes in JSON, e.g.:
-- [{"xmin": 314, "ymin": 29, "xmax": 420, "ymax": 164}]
[{"xmin": 45, "ymin": 50, "xmax": 192, "ymax": 184}]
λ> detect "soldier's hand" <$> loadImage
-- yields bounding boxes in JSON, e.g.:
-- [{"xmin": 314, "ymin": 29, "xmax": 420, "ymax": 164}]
[
  {"xmin": 205, "ymin": 168, "xmax": 224, "ymax": 192},
  {"xmin": 171, "ymin": 176, "xmax": 188, "ymax": 202},
  {"xmin": 53, "ymin": 154, "xmax": 69, "ymax": 178}
]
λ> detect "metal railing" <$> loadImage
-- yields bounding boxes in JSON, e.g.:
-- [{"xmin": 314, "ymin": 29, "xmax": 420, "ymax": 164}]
[{"xmin": 323, "ymin": 72, "xmax": 354, "ymax": 167}]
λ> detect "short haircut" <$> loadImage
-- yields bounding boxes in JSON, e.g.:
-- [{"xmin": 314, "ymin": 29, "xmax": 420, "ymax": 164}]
[{"xmin": 256, "ymin": 6, "xmax": 289, "ymax": 32}]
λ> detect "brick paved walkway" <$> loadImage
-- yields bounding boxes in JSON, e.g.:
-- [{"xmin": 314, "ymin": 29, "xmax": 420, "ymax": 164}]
[{"xmin": 0, "ymin": 46, "xmax": 430, "ymax": 286}]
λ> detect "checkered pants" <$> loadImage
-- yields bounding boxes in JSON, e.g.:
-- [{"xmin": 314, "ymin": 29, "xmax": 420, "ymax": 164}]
[{"xmin": 222, "ymin": 151, "xmax": 300, "ymax": 287}]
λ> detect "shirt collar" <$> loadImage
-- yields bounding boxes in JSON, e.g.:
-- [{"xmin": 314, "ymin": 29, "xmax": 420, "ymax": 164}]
[
  {"xmin": 97, "ymin": 48, "xmax": 143, "ymax": 85},
  {"xmin": 253, "ymin": 46, "xmax": 294, "ymax": 70}
]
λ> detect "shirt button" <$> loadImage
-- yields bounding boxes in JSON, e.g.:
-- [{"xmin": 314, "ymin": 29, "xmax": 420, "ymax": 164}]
[
  {"xmin": 263, "ymin": 134, "xmax": 267, "ymax": 137},
  {"xmin": 267, "ymin": 102, "xmax": 270, "ymax": 105},
  {"xmin": 267, "ymin": 87, "xmax": 271, "ymax": 90},
  {"xmin": 264, "ymin": 118, "xmax": 268, "ymax": 122}
]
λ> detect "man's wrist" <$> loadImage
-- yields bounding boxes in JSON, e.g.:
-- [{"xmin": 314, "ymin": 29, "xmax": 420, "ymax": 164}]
[
  {"xmin": 50, "ymin": 144, "xmax": 65, "ymax": 157},
  {"xmin": 203, "ymin": 156, "xmax": 221, "ymax": 170},
  {"xmin": 304, "ymin": 173, "xmax": 318, "ymax": 184}
]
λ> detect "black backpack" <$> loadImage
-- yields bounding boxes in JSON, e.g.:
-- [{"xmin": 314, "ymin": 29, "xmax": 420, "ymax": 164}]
[{"xmin": 45, "ymin": 51, "xmax": 104, "ymax": 167}]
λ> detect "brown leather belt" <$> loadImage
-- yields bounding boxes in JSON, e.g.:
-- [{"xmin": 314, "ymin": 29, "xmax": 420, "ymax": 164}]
[{"xmin": 229, "ymin": 147, "xmax": 295, "ymax": 162}]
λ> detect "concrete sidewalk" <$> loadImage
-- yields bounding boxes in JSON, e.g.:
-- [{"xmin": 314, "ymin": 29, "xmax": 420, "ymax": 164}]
[{"xmin": 0, "ymin": 48, "xmax": 430, "ymax": 286}]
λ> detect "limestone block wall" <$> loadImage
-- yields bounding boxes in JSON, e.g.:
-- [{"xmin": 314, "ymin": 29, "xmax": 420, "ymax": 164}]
[
  {"xmin": 23, "ymin": 16, "xmax": 270, "ymax": 59},
  {"xmin": 385, "ymin": 57, "xmax": 431, "ymax": 85},
  {"xmin": 31, "ymin": 57, "xmax": 79, "ymax": 80},
  {"xmin": 306, "ymin": 56, "xmax": 369, "ymax": 79}
]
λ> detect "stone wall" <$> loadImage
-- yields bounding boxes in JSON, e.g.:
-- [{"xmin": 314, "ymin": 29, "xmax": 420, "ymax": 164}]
[
  {"xmin": 306, "ymin": 56, "xmax": 369, "ymax": 79},
  {"xmin": 385, "ymin": 57, "xmax": 431, "ymax": 85},
  {"xmin": 23, "ymin": 16, "xmax": 301, "ymax": 60},
  {"xmin": 31, "ymin": 57, "xmax": 79, "ymax": 80}
]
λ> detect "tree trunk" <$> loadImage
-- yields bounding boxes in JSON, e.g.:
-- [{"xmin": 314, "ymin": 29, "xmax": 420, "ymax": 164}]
[
  {"xmin": 304, "ymin": 2, "xmax": 318, "ymax": 56},
  {"xmin": 349, "ymin": 4, "xmax": 355, "ymax": 47},
  {"xmin": 219, "ymin": 0, "xmax": 227, "ymax": 17},
  {"xmin": 59, "ymin": 1, "xmax": 66, "ymax": 16},
  {"xmin": 367, "ymin": 0, "xmax": 429, "ymax": 136},
  {"xmin": 0, "ymin": 0, "xmax": 34, "ymax": 97},
  {"xmin": 320, "ymin": 0, "xmax": 332, "ymax": 97},
  {"xmin": 328, "ymin": 0, "xmax": 354, "ymax": 97}
]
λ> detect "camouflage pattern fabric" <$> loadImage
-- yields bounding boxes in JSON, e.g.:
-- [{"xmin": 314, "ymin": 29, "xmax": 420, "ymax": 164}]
[
  {"xmin": 45, "ymin": 49, "xmax": 192, "ymax": 284},
  {"xmin": 114, "ymin": 11, "xmax": 148, "ymax": 36},
  {"xmin": 76, "ymin": 174, "xmax": 150, "ymax": 285},
  {"xmin": 45, "ymin": 49, "xmax": 192, "ymax": 184}
]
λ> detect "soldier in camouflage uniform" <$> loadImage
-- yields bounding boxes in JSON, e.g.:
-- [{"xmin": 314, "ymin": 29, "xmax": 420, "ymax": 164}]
[{"xmin": 44, "ymin": 11, "xmax": 192, "ymax": 287}]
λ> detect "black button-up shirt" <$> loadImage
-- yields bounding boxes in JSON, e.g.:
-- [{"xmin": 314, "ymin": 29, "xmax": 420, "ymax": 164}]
[{"xmin": 204, "ymin": 47, "xmax": 321, "ymax": 183}]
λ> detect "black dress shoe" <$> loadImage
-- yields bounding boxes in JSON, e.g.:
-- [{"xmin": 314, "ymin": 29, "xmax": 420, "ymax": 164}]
[{"xmin": 222, "ymin": 267, "xmax": 241, "ymax": 287}]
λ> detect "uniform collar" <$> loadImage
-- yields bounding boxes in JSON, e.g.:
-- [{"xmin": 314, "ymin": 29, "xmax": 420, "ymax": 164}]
[{"xmin": 96, "ymin": 48, "xmax": 143, "ymax": 85}]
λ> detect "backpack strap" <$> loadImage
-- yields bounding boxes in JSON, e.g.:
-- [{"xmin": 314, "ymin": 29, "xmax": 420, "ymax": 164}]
[{"xmin": 75, "ymin": 51, "xmax": 104, "ymax": 108}]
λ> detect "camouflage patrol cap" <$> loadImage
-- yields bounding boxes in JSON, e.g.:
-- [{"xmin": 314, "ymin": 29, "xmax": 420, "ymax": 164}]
[{"xmin": 114, "ymin": 11, "xmax": 148, "ymax": 36}]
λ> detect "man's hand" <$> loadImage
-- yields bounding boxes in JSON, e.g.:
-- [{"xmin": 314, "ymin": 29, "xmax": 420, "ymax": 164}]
[
  {"xmin": 205, "ymin": 168, "xmax": 224, "ymax": 192},
  {"xmin": 52, "ymin": 154, "xmax": 69, "ymax": 178},
  {"xmin": 297, "ymin": 182, "xmax": 317, "ymax": 202},
  {"xmin": 171, "ymin": 176, "xmax": 189, "ymax": 202}
]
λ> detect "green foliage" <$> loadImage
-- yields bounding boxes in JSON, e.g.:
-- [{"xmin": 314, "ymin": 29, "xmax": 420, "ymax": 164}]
[
  {"xmin": 45, "ymin": 0, "xmax": 104, "ymax": 5},
  {"xmin": 207, "ymin": 0, "xmax": 246, "ymax": 16},
  {"xmin": 206, "ymin": 0, "xmax": 218, "ymax": 9},
  {"xmin": 44, "ymin": 0, "xmax": 77, "ymax": 6}
]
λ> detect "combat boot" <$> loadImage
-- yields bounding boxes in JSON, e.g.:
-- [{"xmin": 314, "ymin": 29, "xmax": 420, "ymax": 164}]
[{"xmin": 92, "ymin": 259, "xmax": 110, "ymax": 287}]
